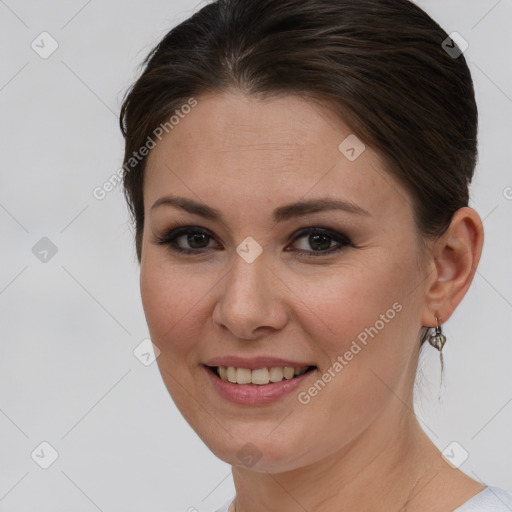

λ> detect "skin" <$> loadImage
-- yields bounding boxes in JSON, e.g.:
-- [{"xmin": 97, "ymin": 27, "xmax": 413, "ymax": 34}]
[{"xmin": 140, "ymin": 90, "xmax": 485, "ymax": 512}]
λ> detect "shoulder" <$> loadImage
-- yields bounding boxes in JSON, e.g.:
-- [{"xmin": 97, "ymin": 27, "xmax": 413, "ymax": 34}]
[
  {"xmin": 455, "ymin": 487, "xmax": 512, "ymax": 511},
  {"xmin": 210, "ymin": 489, "xmax": 512, "ymax": 512}
]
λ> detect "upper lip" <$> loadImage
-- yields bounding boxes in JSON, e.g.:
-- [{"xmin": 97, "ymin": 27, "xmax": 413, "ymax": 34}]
[{"xmin": 204, "ymin": 356, "xmax": 315, "ymax": 370}]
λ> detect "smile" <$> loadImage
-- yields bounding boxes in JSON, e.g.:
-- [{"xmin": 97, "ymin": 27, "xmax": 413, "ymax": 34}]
[
  {"xmin": 213, "ymin": 365, "xmax": 314, "ymax": 385},
  {"xmin": 203, "ymin": 363, "xmax": 318, "ymax": 405}
]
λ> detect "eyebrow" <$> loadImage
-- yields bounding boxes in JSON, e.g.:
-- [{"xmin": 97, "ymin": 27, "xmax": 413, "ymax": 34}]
[{"xmin": 150, "ymin": 195, "xmax": 371, "ymax": 222}]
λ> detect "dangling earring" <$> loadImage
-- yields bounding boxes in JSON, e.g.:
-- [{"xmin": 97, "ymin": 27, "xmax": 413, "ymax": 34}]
[{"xmin": 428, "ymin": 314, "xmax": 446, "ymax": 376}]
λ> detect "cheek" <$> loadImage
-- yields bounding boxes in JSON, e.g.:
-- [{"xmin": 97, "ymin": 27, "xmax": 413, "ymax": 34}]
[
  {"xmin": 293, "ymin": 254, "xmax": 412, "ymax": 353},
  {"xmin": 139, "ymin": 255, "xmax": 216, "ymax": 360},
  {"xmin": 139, "ymin": 255, "xmax": 212, "ymax": 417},
  {"xmin": 292, "ymin": 252, "xmax": 417, "ymax": 409}
]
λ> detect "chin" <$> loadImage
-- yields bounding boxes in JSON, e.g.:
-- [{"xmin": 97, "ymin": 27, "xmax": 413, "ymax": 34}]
[{"xmin": 199, "ymin": 427, "xmax": 313, "ymax": 473}]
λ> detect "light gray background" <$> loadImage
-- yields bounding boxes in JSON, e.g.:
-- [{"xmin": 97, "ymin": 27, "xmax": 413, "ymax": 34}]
[{"xmin": 1, "ymin": 1, "xmax": 511, "ymax": 511}]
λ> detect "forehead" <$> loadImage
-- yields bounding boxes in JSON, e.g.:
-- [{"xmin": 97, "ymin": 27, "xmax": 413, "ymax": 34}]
[
  {"xmin": 147, "ymin": 91, "xmax": 354, "ymax": 172},
  {"xmin": 143, "ymin": 91, "xmax": 410, "ymax": 221}
]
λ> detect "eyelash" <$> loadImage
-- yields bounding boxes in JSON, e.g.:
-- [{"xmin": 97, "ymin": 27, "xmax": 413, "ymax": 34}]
[{"xmin": 154, "ymin": 225, "xmax": 354, "ymax": 257}]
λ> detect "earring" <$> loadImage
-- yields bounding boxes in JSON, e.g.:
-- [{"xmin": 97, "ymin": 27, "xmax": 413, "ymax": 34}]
[
  {"xmin": 428, "ymin": 314, "xmax": 446, "ymax": 376},
  {"xmin": 428, "ymin": 315, "xmax": 446, "ymax": 351}
]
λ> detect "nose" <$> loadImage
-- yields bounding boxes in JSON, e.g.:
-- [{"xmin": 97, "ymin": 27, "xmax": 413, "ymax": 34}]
[{"xmin": 211, "ymin": 248, "xmax": 289, "ymax": 340}]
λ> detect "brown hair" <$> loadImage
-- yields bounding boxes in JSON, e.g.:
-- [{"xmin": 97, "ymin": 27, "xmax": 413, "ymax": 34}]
[{"xmin": 119, "ymin": 0, "xmax": 477, "ymax": 265}]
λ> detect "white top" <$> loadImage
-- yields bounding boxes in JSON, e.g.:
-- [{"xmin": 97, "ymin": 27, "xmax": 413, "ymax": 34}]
[{"xmin": 212, "ymin": 487, "xmax": 512, "ymax": 512}]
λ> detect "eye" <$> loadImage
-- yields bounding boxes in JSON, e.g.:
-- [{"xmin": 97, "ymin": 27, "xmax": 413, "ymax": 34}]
[
  {"xmin": 155, "ymin": 225, "xmax": 353, "ymax": 257},
  {"xmin": 286, "ymin": 227, "xmax": 352, "ymax": 257},
  {"xmin": 155, "ymin": 226, "xmax": 219, "ymax": 254}
]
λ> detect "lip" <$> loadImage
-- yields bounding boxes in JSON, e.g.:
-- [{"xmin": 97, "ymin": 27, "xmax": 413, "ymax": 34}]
[
  {"xmin": 204, "ymin": 356, "xmax": 314, "ymax": 370},
  {"xmin": 203, "ymin": 364, "xmax": 318, "ymax": 406}
]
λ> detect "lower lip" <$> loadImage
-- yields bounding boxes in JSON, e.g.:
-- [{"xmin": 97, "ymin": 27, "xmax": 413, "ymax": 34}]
[{"xmin": 204, "ymin": 366, "xmax": 316, "ymax": 405}]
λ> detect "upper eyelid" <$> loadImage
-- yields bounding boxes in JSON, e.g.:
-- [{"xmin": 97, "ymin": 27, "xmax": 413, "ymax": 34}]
[{"xmin": 290, "ymin": 226, "xmax": 350, "ymax": 241}]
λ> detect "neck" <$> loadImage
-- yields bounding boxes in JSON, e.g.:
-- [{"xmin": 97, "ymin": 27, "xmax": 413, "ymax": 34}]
[{"xmin": 230, "ymin": 404, "xmax": 440, "ymax": 512}]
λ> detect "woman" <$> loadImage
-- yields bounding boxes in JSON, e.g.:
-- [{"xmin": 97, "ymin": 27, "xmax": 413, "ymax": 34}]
[{"xmin": 119, "ymin": 0, "xmax": 512, "ymax": 510}]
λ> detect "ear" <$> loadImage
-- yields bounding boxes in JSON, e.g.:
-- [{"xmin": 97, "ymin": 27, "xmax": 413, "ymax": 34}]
[{"xmin": 420, "ymin": 207, "xmax": 484, "ymax": 327}]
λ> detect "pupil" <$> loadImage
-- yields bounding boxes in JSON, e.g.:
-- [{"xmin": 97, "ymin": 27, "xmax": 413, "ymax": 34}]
[
  {"xmin": 188, "ymin": 233, "xmax": 208, "ymax": 248},
  {"xmin": 310, "ymin": 234, "xmax": 331, "ymax": 251}
]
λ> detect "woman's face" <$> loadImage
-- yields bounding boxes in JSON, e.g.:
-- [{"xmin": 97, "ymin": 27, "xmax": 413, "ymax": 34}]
[{"xmin": 141, "ymin": 90, "xmax": 430, "ymax": 472}]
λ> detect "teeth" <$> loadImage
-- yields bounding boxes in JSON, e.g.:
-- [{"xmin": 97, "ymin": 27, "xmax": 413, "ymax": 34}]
[
  {"xmin": 283, "ymin": 367, "xmax": 294, "ymax": 380},
  {"xmin": 251, "ymin": 368, "xmax": 269, "ymax": 385},
  {"xmin": 218, "ymin": 366, "xmax": 228, "ymax": 380},
  {"xmin": 216, "ymin": 366, "xmax": 310, "ymax": 385},
  {"xmin": 227, "ymin": 366, "xmax": 237, "ymax": 383},
  {"xmin": 269, "ymin": 367, "xmax": 284, "ymax": 382},
  {"xmin": 236, "ymin": 368, "xmax": 252, "ymax": 384}
]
